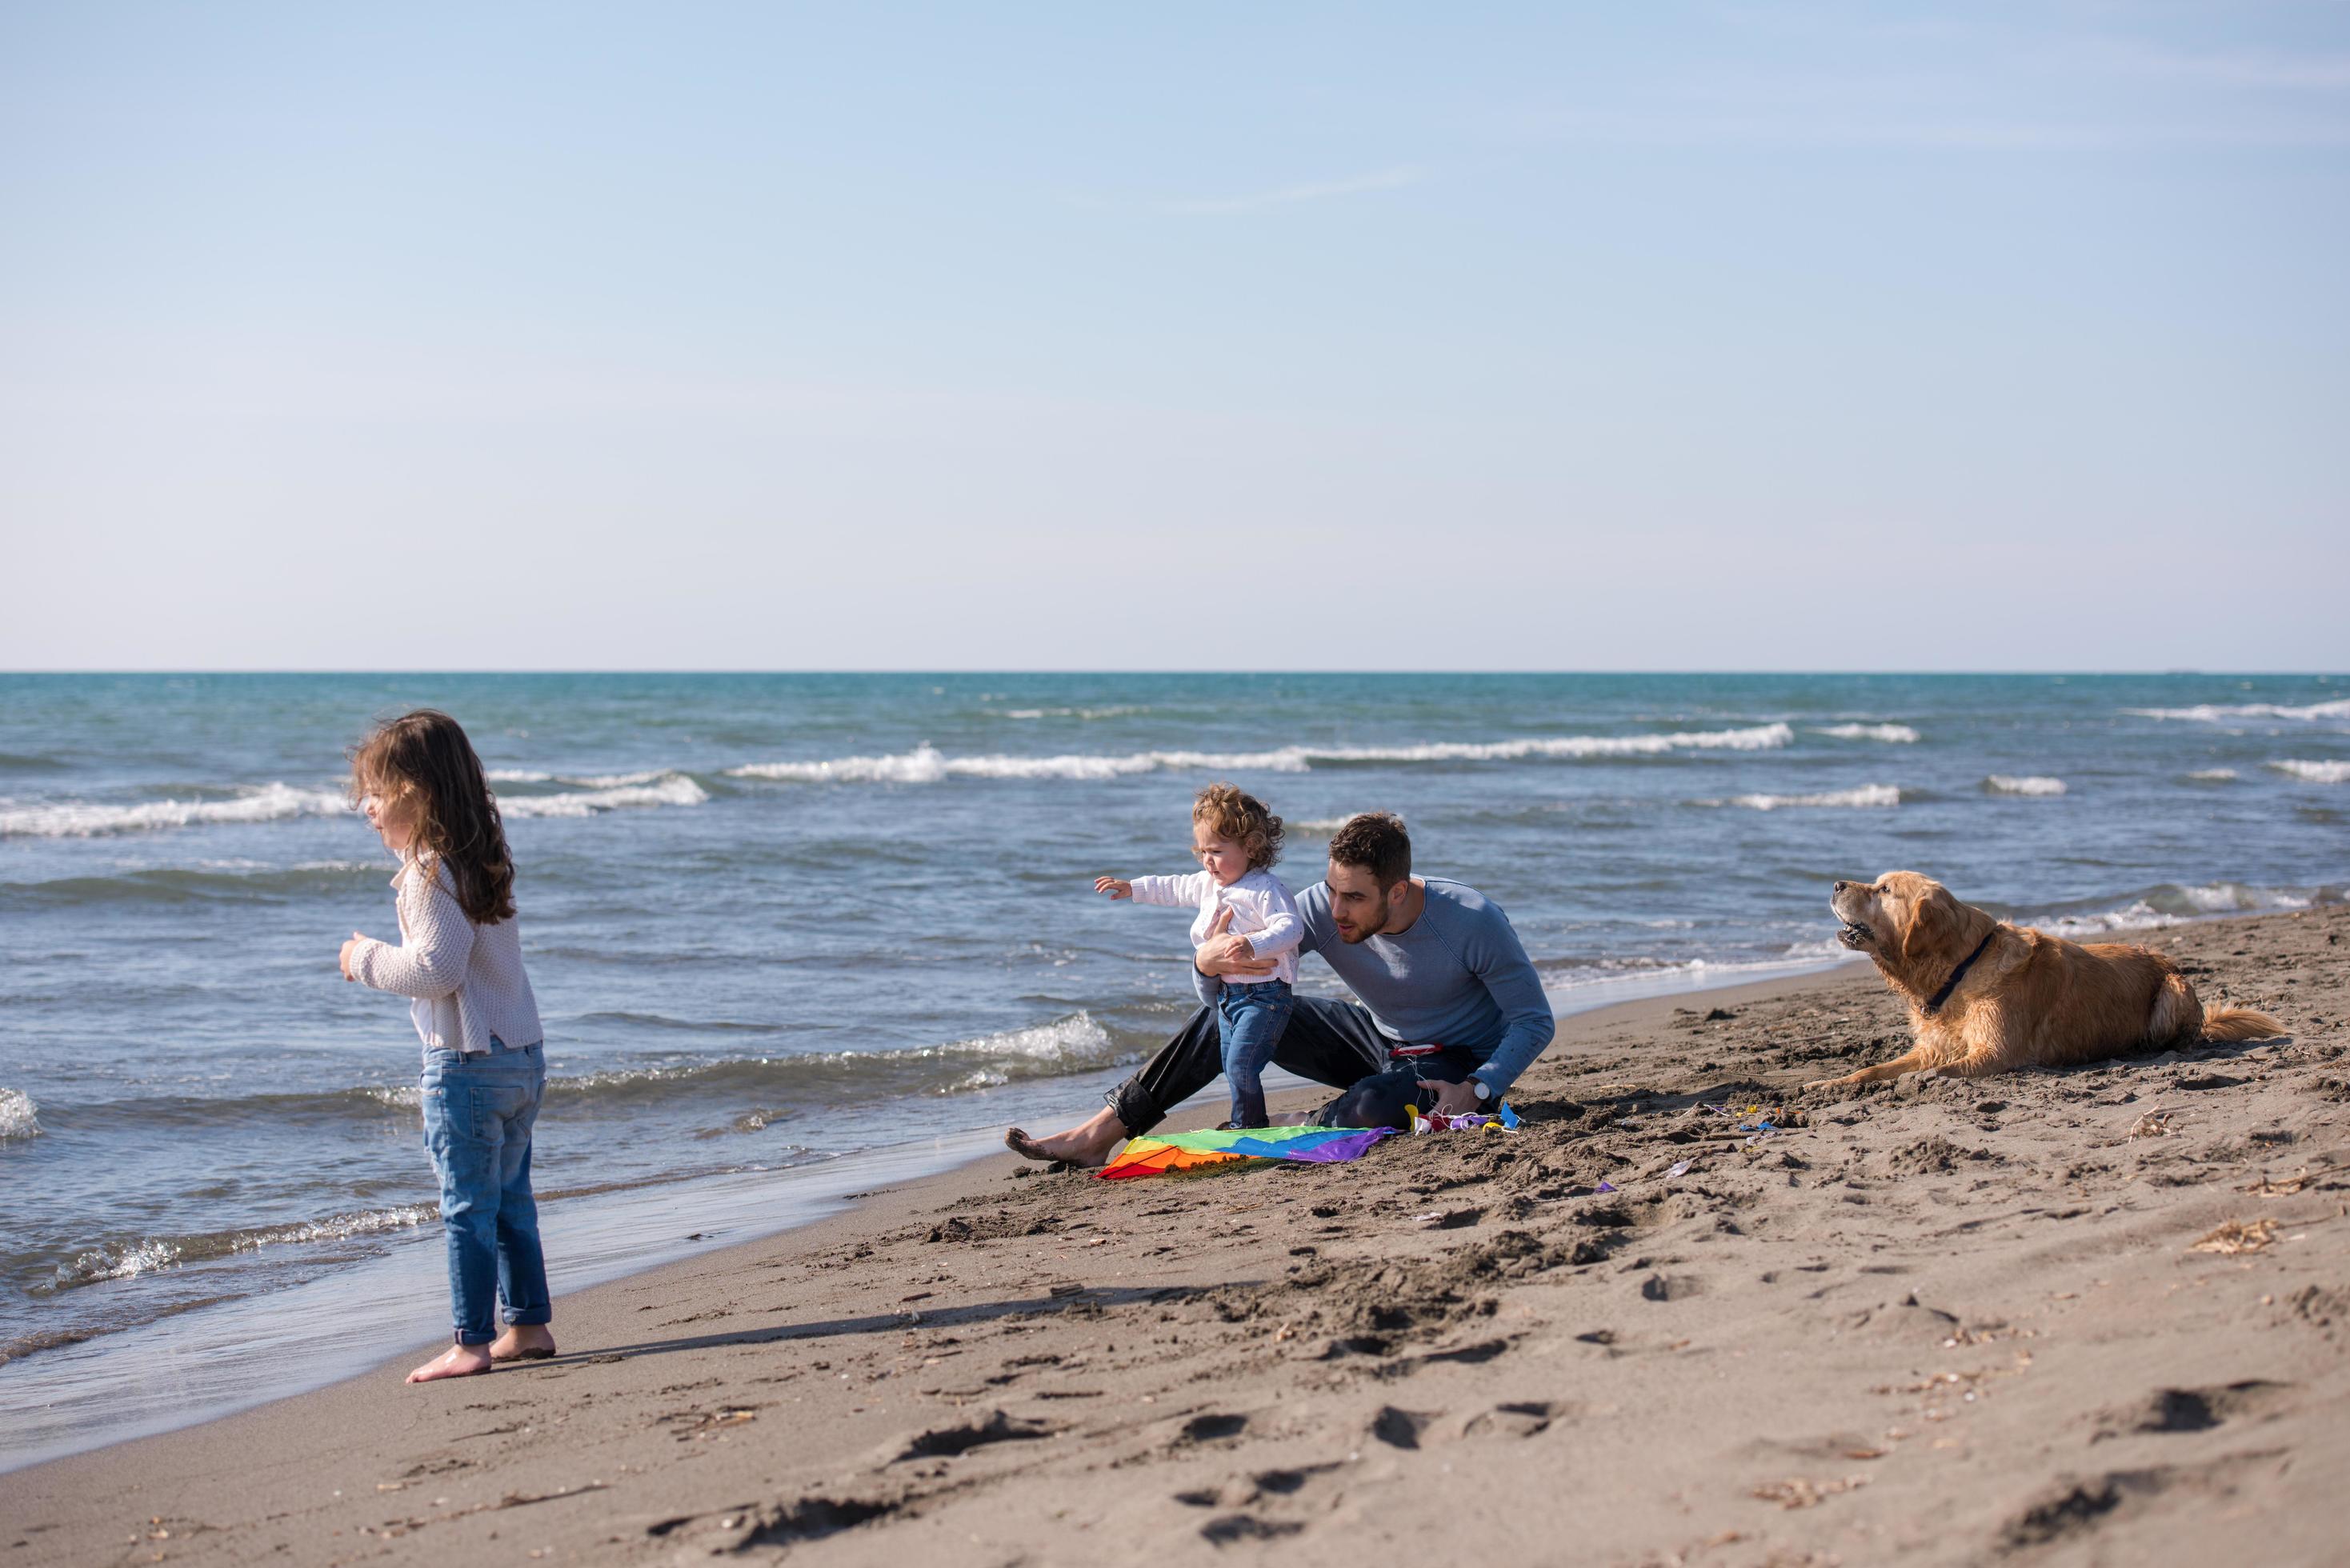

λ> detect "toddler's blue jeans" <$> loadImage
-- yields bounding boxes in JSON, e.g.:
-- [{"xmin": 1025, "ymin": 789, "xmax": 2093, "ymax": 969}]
[
  {"xmin": 1217, "ymin": 980, "xmax": 1294, "ymax": 1128},
  {"xmin": 419, "ymin": 1038, "xmax": 551, "ymax": 1346}
]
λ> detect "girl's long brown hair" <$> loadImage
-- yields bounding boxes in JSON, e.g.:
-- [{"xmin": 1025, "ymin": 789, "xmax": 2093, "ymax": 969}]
[{"xmin": 347, "ymin": 710, "xmax": 518, "ymax": 924}]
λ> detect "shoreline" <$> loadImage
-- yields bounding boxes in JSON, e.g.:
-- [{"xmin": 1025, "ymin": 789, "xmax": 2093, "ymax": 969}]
[
  {"xmin": 6, "ymin": 902, "xmax": 2344, "ymax": 1563},
  {"xmin": 0, "ymin": 954, "xmax": 1871, "ymax": 1475}
]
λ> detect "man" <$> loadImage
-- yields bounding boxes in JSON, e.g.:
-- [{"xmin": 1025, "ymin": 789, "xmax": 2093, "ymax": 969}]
[{"xmin": 1006, "ymin": 811, "xmax": 1555, "ymax": 1168}]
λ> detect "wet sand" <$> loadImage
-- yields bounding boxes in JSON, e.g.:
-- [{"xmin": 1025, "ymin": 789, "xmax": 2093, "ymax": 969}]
[{"xmin": 6, "ymin": 905, "xmax": 2347, "ymax": 1566}]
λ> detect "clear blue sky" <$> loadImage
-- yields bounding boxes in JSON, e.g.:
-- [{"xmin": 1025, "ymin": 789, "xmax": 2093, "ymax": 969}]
[{"xmin": 2, "ymin": 2, "xmax": 2344, "ymax": 670}]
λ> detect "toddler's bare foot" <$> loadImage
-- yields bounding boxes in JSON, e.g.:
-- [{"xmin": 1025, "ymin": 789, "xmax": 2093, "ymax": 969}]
[
  {"xmin": 406, "ymin": 1343, "xmax": 494, "ymax": 1384},
  {"xmin": 490, "ymin": 1324, "xmax": 556, "ymax": 1362}
]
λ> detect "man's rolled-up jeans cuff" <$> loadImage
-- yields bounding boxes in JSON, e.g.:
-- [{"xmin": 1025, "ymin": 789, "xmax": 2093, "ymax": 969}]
[{"xmin": 1105, "ymin": 1081, "xmax": 1165, "ymax": 1139}]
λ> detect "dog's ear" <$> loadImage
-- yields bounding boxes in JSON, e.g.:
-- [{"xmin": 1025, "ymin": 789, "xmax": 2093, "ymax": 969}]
[{"xmin": 1898, "ymin": 884, "xmax": 1960, "ymax": 971}]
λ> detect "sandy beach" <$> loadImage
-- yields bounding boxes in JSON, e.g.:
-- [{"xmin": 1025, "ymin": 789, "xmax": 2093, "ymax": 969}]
[{"xmin": 6, "ymin": 902, "xmax": 2346, "ymax": 1566}]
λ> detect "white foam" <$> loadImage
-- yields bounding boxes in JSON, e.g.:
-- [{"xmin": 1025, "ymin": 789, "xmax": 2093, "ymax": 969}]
[
  {"xmin": 231, "ymin": 1205, "xmax": 438, "ymax": 1252},
  {"xmin": 1708, "ymin": 784, "xmax": 1902, "ymax": 811},
  {"xmin": 0, "ymin": 1089, "xmax": 38, "ymax": 1141},
  {"xmin": 1539, "ymin": 948, "xmax": 1860, "ymax": 997},
  {"xmin": 490, "ymin": 767, "xmax": 676, "ymax": 788},
  {"xmin": 1289, "ymin": 818, "xmax": 1354, "ymax": 836},
  {"xmin": 999, "ymin": 706, "xmax": 1148, "ymax": 721},
  {"xmin": 0, "ymin": 784, "xmax": 350, "ymax": 839},
  {"xmin": 2128, "ymin": 698, "xmax": 2350, "ymax": 723},
  {"xmin": 498, "ymin": 773, "xmax": 709, "ymax": 818},
  {"xmin": 939, "ymin": 1014, "xmax": 1119, "ymax": 1091},
  {"xmin": 2272, "ymin": 759, "xmax": 2350, "ymax": 784},
  {"xmin": 959, "ymin": 1012, "xmax": 1114, "ymax": 1062},
  {"xmin": 1816, "ymin": 723, "xmax": 1920, "ymax": 743},
  {"xmin": 65, "ymin": 1238, "xmax": 182, "ymax": 1284},
  {"xmin": 2020, "ymin": 882, "xmax": 2317, "ymax": 937},
  {"xmin": 2028, "ymin": 901, "xmax": 2176, "ymax": 935},
  {"xmin": 1986, "ymin": 775, "xmax": 2068, "ymax": 796},
  {"xmin": 2178, "ymin": 882, "xmax": 2312, "ymax": 914},
  {"xmin": 2187, "ymin": 769, "xmax": 2239, "ymax": 782},
  {"xmin": 727, "ymin": 724, "xmax": 1796, "ymax": 785},
  {"xmin": 1313, "ymin": 722, "xmax": 1794, "ymax": 763}
]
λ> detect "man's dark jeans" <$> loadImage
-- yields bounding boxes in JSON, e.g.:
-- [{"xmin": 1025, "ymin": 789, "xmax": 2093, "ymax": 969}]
[{"xmin": 1107, "ymin": 998, "xmax": 1483, "ymax": 1134}]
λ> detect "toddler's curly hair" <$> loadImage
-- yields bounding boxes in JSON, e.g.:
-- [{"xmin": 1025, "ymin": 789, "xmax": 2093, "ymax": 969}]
[{"xmin": 1194, "ymin": 782, "xmax": 1283, "ymax": 870}]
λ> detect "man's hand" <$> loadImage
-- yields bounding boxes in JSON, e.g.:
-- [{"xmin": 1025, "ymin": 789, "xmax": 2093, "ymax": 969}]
[
  {"xmin": 1095, "ymin": 876, "xmax": 1132, "ymax": 900},
  {"xmin": 1418, "ymin": 1076, "xmax": 1487, "ymax": 1118},
  {"xmin": 338, "ymin": 933, "xmax": 365, "ymax": 982},
  {"xmin": 1195, "ymin": 906, "xmax": 1279, "ymax": 978}
]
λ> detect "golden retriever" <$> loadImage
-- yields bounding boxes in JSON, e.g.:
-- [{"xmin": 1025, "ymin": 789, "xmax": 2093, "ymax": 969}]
[{"xmin": 1809, "ymin": 871, "xmax": 2284, "ymax": 1088}]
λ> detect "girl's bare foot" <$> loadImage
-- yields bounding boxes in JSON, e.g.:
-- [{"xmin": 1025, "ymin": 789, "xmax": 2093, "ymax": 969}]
[
  {"xmin": 490, "ymin": 1324, "xmax": 556, "ymax": 1362},
  {"xmin": 406, "ymin": 1343, "xmax": 494, "ymax": 1384},
  {"xmin": 1003, "ymin": 1107, "xmax": 1127, "ymax": 1169}
]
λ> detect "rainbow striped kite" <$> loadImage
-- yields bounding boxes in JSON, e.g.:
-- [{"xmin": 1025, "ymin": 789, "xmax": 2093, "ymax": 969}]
[{"xmin": 1095, "ymin": 1125, "xmax": 1395, "ymax": 1179}]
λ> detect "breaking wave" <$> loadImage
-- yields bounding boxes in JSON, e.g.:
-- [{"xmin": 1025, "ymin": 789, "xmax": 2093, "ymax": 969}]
[
  {"xmin": 999, "ymin": 706, "xmax": 1150, "ymax": 721},
  {"xmin": 1815, "ymin": 723, "xmax": 1920, "ymax": 743},
  {"xmin": 2186, "ymin": 769, "xmax": 2238, "ymax": 782},
  {"xmin": 487, "ymin": 767, "xmax": 678, "ymax": 788},
  {"xmin": 2014, "ymin": 881, "xmax": 2330, "ymax": 938},
  {"xmin": 1538, "ymin": 946, "xmax": 1860, "ymax": 994},
  {"xmin": 2271, "ymin": 760, "xmax": 2350, "ymax": 784},
  {"xmin": 54, "ymin": 1205, "xmax": 440, "ymax": 1289},
  {"xmin": 727, "ymin": 724, "xmax": 1796, "ymax": 784},
  {"xmin": 1986, "ymin": 775, "xmax": 2067, "ymax": 796},
  {"xmin": 2128, "ymin": 698, "xmax": 2350, "ymax": 723},
  {"xmin": 0, "ymin": 769, "xmax": 706, "ymax": 838},
  {"xmin": 0, "ymin": 1089, "xmax": 38, "ymax": 1142},
  {"xmin": 497, "ymin": 771, "xmax": 708, "ymax": 817},
  {"xmin": 1704, "ymin": 784, "xmax": 1902, "ymax": 811},
  {"xmin": 0, "ymin": 783, "xmax": 349, "ymax": 838},
  {"xmin": 550, "ymin": 1012, "xmax": 1131, "ymax": 1101}
]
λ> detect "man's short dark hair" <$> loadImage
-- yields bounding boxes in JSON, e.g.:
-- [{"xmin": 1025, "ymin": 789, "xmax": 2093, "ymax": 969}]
[{"xmin": 1326, "ymin": 811, "xmax": 1411, "ymax": 889}]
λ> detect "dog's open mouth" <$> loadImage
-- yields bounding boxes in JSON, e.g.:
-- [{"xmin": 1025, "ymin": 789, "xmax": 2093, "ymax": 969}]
[{"xmin": 1836, "ymin": 921, "xmax": 1874, "ymax": 950}]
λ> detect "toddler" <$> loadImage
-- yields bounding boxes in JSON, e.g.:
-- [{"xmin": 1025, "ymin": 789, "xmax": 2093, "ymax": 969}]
[
  {"xmin": 1097, "ymin": 783, "xmax": 1299, "ymax": 1128},
  {"xmin": 337, "ymin": 709, "xmax": 553, "ymax": 1385}
]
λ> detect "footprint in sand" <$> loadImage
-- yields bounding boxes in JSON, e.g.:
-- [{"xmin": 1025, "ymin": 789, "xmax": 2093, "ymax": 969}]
[
  {"xmin": 1368, "ymin": 1406, "xmax": 1438, "ymax": 1449},
  {"xmin": 2091, "ymin": 1380, "xmax": 2292, "ymax": 1441},
  {"xmin": 1459, "ymin": 1400, "xmax": 1558, "ymax": 1439}
]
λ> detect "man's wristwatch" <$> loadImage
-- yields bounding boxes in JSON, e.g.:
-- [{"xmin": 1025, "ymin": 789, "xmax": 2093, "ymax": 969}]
[{"xmin": 1469, "ymin": 1075, "xmax": 1493, "ymax": 1102}]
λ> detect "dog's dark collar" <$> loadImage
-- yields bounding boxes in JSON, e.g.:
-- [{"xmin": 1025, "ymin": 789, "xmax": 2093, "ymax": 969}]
[{"xmin": 1923, "ymin": 929, "xmax": 1997, "ymax": 1016}]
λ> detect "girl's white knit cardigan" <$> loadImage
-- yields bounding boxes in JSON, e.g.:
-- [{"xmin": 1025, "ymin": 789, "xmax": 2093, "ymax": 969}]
[{"xmin": 352, "ymin": 855, "xmax": 543, "ymax": 1057}]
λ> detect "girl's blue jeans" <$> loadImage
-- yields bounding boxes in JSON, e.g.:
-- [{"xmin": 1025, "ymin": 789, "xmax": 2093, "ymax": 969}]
[
  {"xmin": 419, "ymin": 1039, "xmax": 550, "ymax": 1345},
  {"xmin": 1217, "ymin": 980, "xmax": 1294, "ymax": 1128}
]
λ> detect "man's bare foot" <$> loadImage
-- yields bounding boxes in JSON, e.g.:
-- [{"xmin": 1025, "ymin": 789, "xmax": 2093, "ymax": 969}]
[
  {"xmin": 490, "ymin": 1324, "xmax": 556, "ymax": 1362},
  {"xmin": 1003, "ymin": 1107, "xmax": 1128, "ymax": 1169},
  {"xmin": 406, "ymin": 1343, "xmax": 494, "ymax": 1384}
]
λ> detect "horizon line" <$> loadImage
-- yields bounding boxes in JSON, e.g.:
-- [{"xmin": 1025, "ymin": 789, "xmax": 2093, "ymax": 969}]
[{"xmin": 2, "ymin": 668, "xmax": 2341, "ymax": 680}]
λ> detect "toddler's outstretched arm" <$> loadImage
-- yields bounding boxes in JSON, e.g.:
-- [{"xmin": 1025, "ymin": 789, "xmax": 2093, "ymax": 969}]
[
  {"xmin": 1123, "ymin": 871, "xmax": 1212, "ymax": 908},
  {"xmin": 1095, "ymin": 876, "xmax": 1132, "ymax": 900}
]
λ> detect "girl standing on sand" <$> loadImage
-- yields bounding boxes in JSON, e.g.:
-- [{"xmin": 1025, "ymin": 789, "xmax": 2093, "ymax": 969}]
[{"xmin": 337, "ymin": 710, "xmax": 556, "ymax": 1384}]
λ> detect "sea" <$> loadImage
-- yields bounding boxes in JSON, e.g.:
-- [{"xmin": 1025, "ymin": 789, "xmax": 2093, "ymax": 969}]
[{"xmin": 2, "ymin": 672, "xmax": 2345, "ymax": 1469}]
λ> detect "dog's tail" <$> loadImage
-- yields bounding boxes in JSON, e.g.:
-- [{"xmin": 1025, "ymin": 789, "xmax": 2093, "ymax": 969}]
[{"xmin": 2202, "ymin": 1006, "xmax": 2287, "ymax": 1043}]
